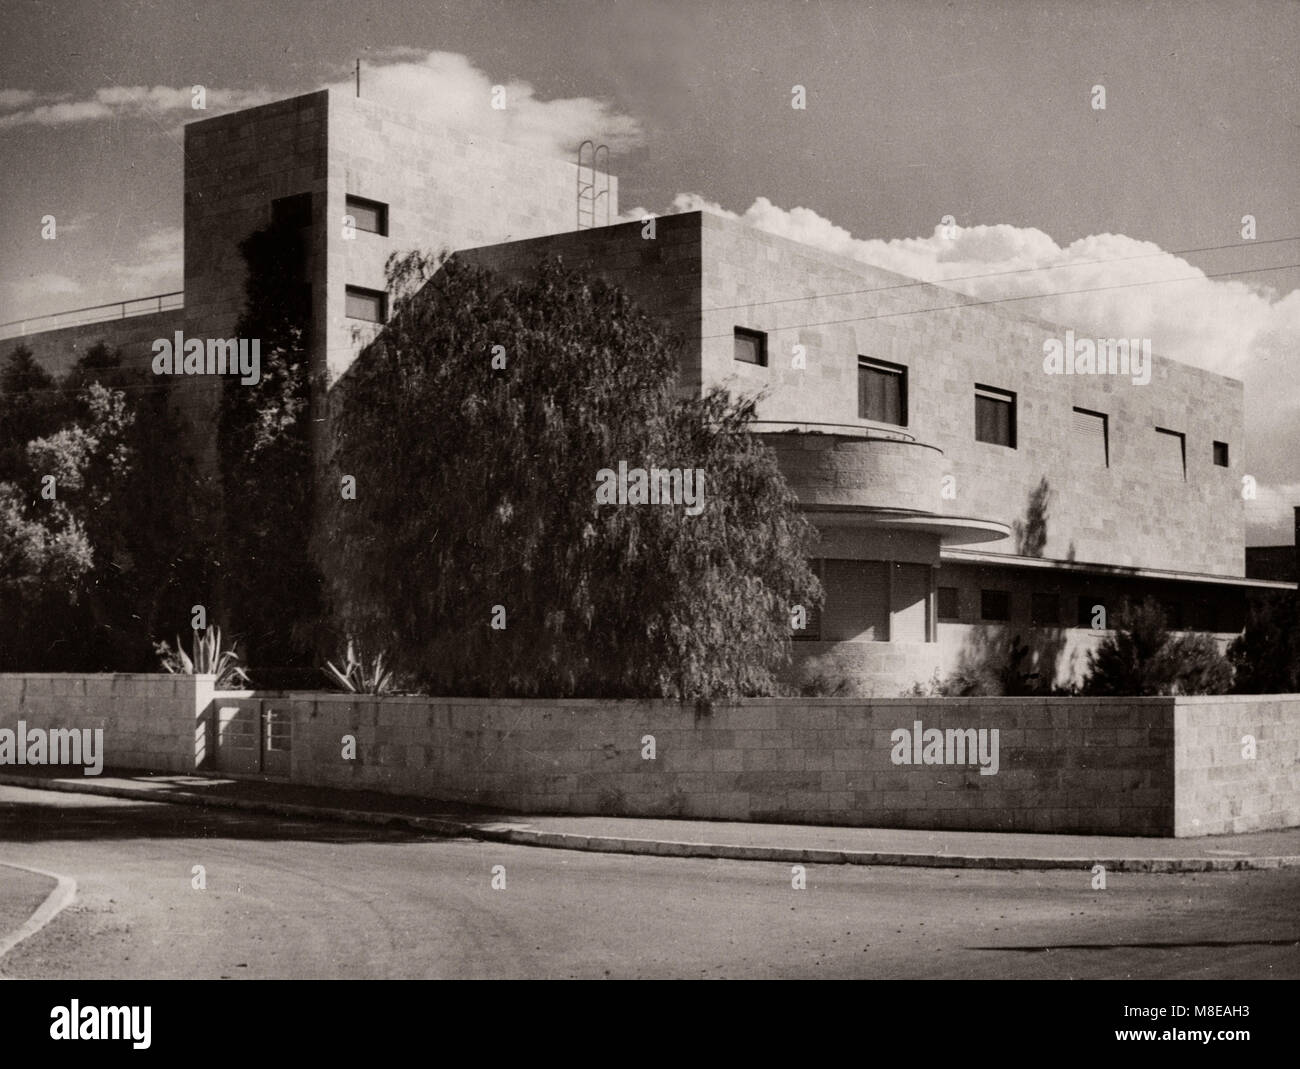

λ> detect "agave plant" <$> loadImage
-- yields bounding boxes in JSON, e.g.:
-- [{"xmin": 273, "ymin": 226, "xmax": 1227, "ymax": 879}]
[
  {"xmin": 324, "ymin": 638, "xmax": 395, "ymax": 694},
  {"xmin": 154, "ymin": 625, "xmax": 251, "ymax": 689}
]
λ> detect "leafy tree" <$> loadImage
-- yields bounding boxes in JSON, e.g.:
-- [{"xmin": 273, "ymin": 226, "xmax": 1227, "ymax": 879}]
[
  {"xmin": 0, "ymin": 345, "xmax": 211, "ymax": 670},
  {"xmin": 217, "ymin": 215, "xmax": 323, "ymax": 677},
  {"xmin": 1082, "ymin": 596, "xmax": 1233, "ymax": 695},
  {"xmin": 0, "ymin": 345, "xmax": 63, "ymax": 487},
  {"xmin": 1230, "ymin": 592, "xmax": 1300, "ymax": 693},
  {"xmin": 315, "ymin": 252, "xmax": 821, "ymax": 700}
]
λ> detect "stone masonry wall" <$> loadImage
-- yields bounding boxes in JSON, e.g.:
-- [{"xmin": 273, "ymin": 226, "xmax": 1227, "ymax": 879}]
[
  {"xmin": 0, "ymin": 674, "xmax": 214, "ymax": 775},
  {"xmin": 1174, "ymin": 694, "xmax": 1300, "ymax": 835}
]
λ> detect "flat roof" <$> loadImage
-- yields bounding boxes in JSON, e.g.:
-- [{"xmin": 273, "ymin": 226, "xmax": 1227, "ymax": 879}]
[{"xmin": 940, "ymin": 547, "xmax": 1297, "ymax": 591}]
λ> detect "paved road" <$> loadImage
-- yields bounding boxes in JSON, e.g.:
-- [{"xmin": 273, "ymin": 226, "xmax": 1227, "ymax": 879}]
[{"xmin": 1, "ymin": 784, "xmax": 1296, "ymax": 979}]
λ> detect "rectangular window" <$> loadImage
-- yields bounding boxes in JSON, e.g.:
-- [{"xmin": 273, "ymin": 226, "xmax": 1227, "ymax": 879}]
[
  {"xmin": 1154, "ymin": 427, "xmax": 1186, "ymax": 480},
  {"xmin": 345, "ymin": 285, "xmax": 387, "ymax": 323},
  {"xmin": 858, "ymin": 357, "xmax": 908, "ymax": 426},
  {"xmin": 822, "ymin": 559, "xmax": 890, "ymax": 642},
  {"xmin": 345, "ymin": 195, "xmax": 388, "ymax": 236},
  {"xmin": 980, "ymin": 589, "xmax": 1011, "ymax": 622},
  {"xmin": 975, "ymin": 385, "xmax": 1016, "ymax": 447},
  {"xmin": 1213, "ymin": 440, "xmax": 1229, "ymax": 467},
  {"xmin": 793, "ymin": 560, "xmax": 822, "ymax": 641},
  {"xmin": 1031, "ymin": 592, "xmax": 1059, "ymax": 626},
  {"xmin": 891, "ymin": 562, "xmax": 930, "ymax": 642},
  {"xmin": 937, "ymin": 586, "xmax": 960, "ymax": 622},
  {"xmin": 1077, "ymin": 597, "xmax": 1107, "ymax": 629},
  {"xmin": 734, "ymin": 327, "xmax": 767, "ymax": 366},
  {"xmin": 1072, "ymin": 407, "xmax": 1109, "ymax": 467}
]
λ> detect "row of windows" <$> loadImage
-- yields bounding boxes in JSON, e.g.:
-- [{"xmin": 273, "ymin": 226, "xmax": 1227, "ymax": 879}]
[
  {"xmin": 938, "ymin": 587, "xmax": 1221, "ymax": 631},
  {"xmin": 735, "ymin": 327, "xmax": 1230, "ymax": 472}
]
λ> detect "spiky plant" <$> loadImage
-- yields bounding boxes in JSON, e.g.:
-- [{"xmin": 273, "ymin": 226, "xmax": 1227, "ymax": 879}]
[{"xmin": 154, "ymin": 625, "xmax": 251, "ymax": 689}]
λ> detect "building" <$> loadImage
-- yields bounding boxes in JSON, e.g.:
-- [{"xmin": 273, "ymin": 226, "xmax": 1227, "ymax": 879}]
[{"xmin": 3, "ymin": 87, "xmax": 1293, "ymax": 693}]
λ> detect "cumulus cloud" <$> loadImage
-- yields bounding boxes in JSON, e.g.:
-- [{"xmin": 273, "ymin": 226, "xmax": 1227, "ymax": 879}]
[
  {"xmin": 0, "ymin": 85, "xmax": 279, "ymax": 130},
  {"xmin": 324, "ymin": 51, "xmax": 642, "ymax": 158},
  {"xmin": 633, "ymin": 194, "xmax": 1300, "ymax": 543},
  {"xmin": 1, "ymin": 52, "xmax": 641, "ymax": 159}
]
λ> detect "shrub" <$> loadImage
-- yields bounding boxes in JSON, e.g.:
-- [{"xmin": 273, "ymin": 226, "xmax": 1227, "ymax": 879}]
[
  {"xmin": 324, "ymin": 638, "xmax": 397, "ymax": 694},
  {"xmin": 1230, "ymin": 592, "xmax": 1300, "ymax": 693},
  {"xmin": 1082, "ymin": 597, "xmax": 1233, "ymax": 696},
  {"xmin": 155, "ymin": 626, "xmax": 250, "ymax": 689}
]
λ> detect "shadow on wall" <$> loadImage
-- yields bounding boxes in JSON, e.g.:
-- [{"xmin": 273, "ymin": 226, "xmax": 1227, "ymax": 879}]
[
  {"xmin": 1012, "ymin": 476, "xmax": 1051, "ymax": 558},
  {"xmin": 918, "ymin": 625, "xmax": 1072, "ymax": 696}
]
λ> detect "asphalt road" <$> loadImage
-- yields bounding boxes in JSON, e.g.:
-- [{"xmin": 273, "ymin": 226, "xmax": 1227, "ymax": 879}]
[{"xmin": 1, "ymin": 784, "xmax": 1297, "ymax": 979}]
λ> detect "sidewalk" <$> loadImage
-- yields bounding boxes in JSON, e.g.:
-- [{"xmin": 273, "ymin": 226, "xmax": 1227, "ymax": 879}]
[{"xmin": 3, "ymin": 765, "xmax": 1298, "ymax": 872}]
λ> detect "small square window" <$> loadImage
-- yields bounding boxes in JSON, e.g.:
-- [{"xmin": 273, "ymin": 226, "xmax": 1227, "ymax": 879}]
[
  {"xmin": 346, "ymin": 195, "xmax": 388, "ymax": 236},
  {"xmin": 858, "ymin": 357, "xmax": 908, "ymax": 426},
  {"xmin": 734, "ymin": 327, "xmax": 767, "ymax": 366},
  {"xmin": 1031, "ymin": 592, "xmax": 1059, "ymax": 626},
  {"xmin": 975, "ymin": 385, "xmax": 1016, "ymax": 447},
  {"xmin": 345, "ymin": 285, "xmax": 387, "ymax": 323},
  {"xmin": 1213, "ymin": 441, "xmax": 1229, "ymax": 467},
  {"xmin": 937, "ymin": 586, "xmax": 960, "ymax": 622},
  {"xmin": 980, "ymin": 589, "xmax": 1011, "ymax": 622}
]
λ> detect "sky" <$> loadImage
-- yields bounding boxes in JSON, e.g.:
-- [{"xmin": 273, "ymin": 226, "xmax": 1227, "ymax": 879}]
[{"xmin": 0, "ymin": 0, "xmax": 1296, "ymax": 544}]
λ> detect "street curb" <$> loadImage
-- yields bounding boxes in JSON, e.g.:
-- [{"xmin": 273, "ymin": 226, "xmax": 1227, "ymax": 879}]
[
  {"xmin": 0, "ymin": 861, "xmax": 77, "ymax": 973},
  {"xmin": 2, "ymin": 773, "xmax": 1298, "ymax": 873}
]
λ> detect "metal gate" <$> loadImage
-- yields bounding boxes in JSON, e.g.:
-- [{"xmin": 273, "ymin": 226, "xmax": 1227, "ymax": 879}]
[{"xmin": 214, "ymin": 698, "xmax": 292, "ymax": 776}]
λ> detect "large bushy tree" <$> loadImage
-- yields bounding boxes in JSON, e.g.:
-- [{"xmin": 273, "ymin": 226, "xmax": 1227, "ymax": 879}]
[
  {"xmin": 0, "ymin": 344, "xmax": 209, "ymax": 670},
  {"xmin": 315, "ymin": 252, "xmax": 820, "ymax": 700}
]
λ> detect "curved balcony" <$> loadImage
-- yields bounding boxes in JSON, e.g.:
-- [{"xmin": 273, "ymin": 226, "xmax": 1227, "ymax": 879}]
[{"xmin": 752, "ymin": 422, "xmax": 1010, "ymax": 546}]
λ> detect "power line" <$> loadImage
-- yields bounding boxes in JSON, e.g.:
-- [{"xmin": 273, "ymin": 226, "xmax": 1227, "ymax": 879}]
[
  {"xmin": 687, "ymin": 235, "xmax": 1300, "ymax": 319},
  {"xmin": 698, "ymin": 261, "xmax": 1300, "ymax": 340}
]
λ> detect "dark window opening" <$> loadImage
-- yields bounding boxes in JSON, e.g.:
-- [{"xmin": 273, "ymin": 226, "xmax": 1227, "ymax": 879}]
[
  {"xmin": 1031, "ymin": 592, "xmax": 1059, "ymax": 626},
  {"xmin": 346, "ymin": 195, "xmax": 388, "ymax": 236},
  {"xmin": 858, "ymin": 357, "xmax": 908, "ymax": 426},
  {"xmin": 1213, "ymin": 441, "xmax": 1229, "ymax": 467},
  {"xmin": 734, "ymin": 327, "xmax": 767, "ymax": 366},
  {"xmin": 937, "ymin": 586, "xmax": 960, "ymax": 622},
  {"xmin": 980, "ymin": 589, "xmax": 1011, "ymax": 622},
  {"xmin": 975, "ymin": 385, "xmax": 1016, "ymax": 447},
  {"xmin": 345, "ymin": 285, "xmax": 387, "ymax": 323}
]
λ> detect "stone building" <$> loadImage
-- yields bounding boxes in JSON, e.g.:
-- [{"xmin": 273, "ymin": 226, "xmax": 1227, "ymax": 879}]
[{"xmin": 3, "ymin": 87, "xmax": 1292, "ymax": 693}]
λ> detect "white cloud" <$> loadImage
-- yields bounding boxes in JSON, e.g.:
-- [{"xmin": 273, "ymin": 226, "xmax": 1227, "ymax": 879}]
[
  {"xmin": 1, "ymin": 54, "xmax": 640, "ymax": 159},
  {"xmin": 0, "ymin": 88, "xmax": 40, "ymax": 110},
  {"xmin": 0, "ymin": 85, "xmax": 279, "ymax": 130},
  {"xmin": 634, "ymin": 194, "xmax": 1300, "ymax": 543},
  {"xmin": 109, "ymin": 226, "xmax": 183, "ymax": 294},
  {"xmin": 6, "ymin": 272, "xmax": 84, "ymax": 311},
  {"xmin": 326, "ymin": 51, "xmax": 643, "ymax": 158}
]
